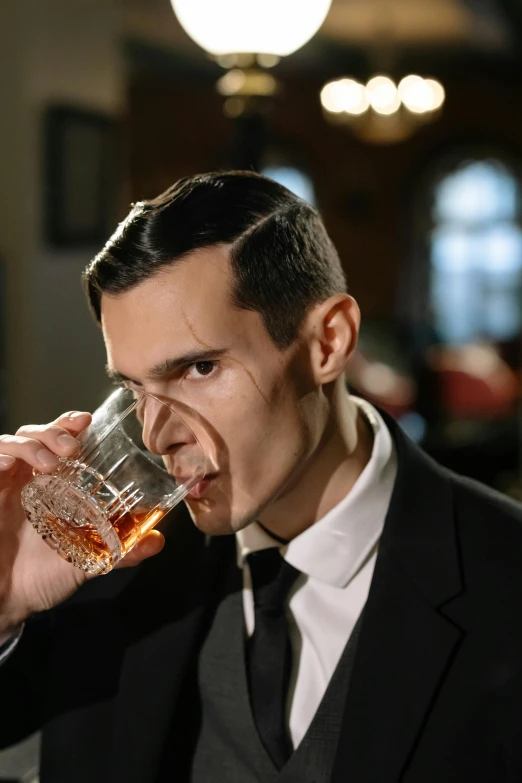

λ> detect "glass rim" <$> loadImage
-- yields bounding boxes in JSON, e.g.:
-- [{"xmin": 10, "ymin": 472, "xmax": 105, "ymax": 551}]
[{"xmin": 78, "ymin": 387, "xmax": 207, "ymax": 482}]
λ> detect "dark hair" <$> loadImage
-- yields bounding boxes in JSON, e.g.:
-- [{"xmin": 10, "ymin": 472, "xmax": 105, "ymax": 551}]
[{"xmin": 83, "ymin": 170, "xmax": 347, "ymax": 349}]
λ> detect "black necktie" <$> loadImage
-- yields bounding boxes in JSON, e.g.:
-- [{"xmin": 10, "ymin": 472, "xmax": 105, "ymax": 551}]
[{"xmin": 246, "ymin": 548, "xmax": 301, "ymax": 769}]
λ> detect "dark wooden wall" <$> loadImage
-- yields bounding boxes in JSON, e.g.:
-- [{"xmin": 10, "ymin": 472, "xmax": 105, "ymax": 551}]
[{"xmin": 127, "ymin": 64, "xmax": 522, "ymax": 320}]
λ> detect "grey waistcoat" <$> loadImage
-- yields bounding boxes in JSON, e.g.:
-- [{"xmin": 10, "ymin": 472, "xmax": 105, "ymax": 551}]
[{"xmin": 190, "ymin": 563, "xmax": 362, "ymax": 783}]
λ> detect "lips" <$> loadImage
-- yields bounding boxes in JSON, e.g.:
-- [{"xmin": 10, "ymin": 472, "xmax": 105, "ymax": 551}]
[
  {"xmin": 174, "ymin": 473, "xmax": 216, "ymax": 499},
  {"xmin": 185, "ymin": 477, "xmax": 214, "ymax": 499}
]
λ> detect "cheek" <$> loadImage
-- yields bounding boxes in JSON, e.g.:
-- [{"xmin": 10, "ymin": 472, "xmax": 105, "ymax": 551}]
[{"xmin": 227, "ymin": 388, "xmax": 313, "ymax": 482}]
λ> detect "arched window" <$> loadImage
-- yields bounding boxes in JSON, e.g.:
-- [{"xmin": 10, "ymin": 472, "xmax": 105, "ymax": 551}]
[
  {"xmin": 429, "ymin": 158, "xmax": 522, "ymax": 344},
  {"xmin": 261, "ymin": 165, "xmax": 316, "ymax": 206}
]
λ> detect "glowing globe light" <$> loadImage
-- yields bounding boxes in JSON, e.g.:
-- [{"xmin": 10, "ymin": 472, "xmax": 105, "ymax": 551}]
[
  {"xmin": 320, "ymin": 81, "xmax": 345, "ymax": 113},
  {"xmin": 424, "ymin": 79, "xmax": 445, "ymax": 111},
  {"xmin": 399, "ymin": 74, "xmax": 445, "ymax": 114},
  {"xmin": 320, "ymin": 79, "xmax": 369, "ymax": 115},
  {"xmin": 336, "ymin": 78, "xmax": 369, "ymax": 115},
  {"xmin": 399, "ymin": 75, "xmax": 431, "ymax": 113},
  {"xmin": 341, "ymin": 79, "xmax": 370, "ymax": 115},
  {"xmin": 366, "ymin": 75, "xmax": 401, "ymax": 115},
  {"xmin": 217, "ymin": 69, "xmax": 247, "ymax": 95},
  {"xmin": 398, "ymin": 74, "xmax": 424, "ymax": 103},
  {"xmin": 170, "ymin": 0, "xmax": 333, "ymax": 57}
]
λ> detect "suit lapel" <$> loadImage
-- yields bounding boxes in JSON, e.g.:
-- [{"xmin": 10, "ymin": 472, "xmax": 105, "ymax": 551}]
[
  {"xmin": 332, "ymin": 414, "xmax": 465, "ymax": 783},
  {"xmin": 109, "ymin": 511, "xmax": 235, "ymax": 783},
  {"xmin": 332, "ymin": 545, "xmax": 463, "ymax": 782}
]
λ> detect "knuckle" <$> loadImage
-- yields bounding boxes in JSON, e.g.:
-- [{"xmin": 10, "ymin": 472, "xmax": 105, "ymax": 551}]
[
  {"xmin": 47, "ymin": 425, "xmax": 66, "ymax": 437},
  {"xmin": 15, "ymin": 424, "xmax": 45, "ymax": 438}
]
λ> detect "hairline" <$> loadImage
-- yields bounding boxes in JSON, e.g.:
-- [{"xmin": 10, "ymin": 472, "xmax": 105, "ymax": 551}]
[{"xmin": 97, "ymin": 239, "xmax": 327, "ymax": 356}]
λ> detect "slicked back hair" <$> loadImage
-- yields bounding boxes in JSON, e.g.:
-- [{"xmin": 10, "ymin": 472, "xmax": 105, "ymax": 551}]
[{"xmin": 83, "ymin": 170, "xmax": 347, "ymax": 350}]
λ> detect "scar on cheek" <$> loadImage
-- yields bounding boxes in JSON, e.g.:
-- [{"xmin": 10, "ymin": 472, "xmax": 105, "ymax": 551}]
[
  {"xmin": 241, "ymin": 365, "xmax": 271, "ymax": 406},
  {"xmin": 224, "ymin": 354, "xmax": 271, "ymax": 407}
]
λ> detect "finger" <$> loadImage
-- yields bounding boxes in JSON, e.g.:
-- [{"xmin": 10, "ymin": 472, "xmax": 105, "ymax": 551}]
[
  {"xmin": 51, "ymin": 411, "xmax": 92, "ymax": 435},
  {"xmin": 13, "ymin": 423, "xmax": 85, "ymax": 462},
  {"xmin": 0, "ymin": 432, "xmax": 74, "ymax": 473},
  {"xmin": 115, "ymin": 530, "xmax": 165, "ymax": 569}
]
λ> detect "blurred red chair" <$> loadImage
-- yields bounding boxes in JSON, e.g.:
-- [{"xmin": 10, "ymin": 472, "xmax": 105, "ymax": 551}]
[{"xmin": 427, "ymin": 344, "xmax": 518, "ymax": 419}]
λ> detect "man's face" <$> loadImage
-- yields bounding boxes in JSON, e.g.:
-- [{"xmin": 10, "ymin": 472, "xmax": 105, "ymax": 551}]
[{"xmin": 101, "ymin": 246, "xmax": 326, "ymax": 535}]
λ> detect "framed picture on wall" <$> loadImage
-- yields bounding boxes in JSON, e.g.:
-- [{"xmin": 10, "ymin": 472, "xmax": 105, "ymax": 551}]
[{"xmin": 44, "ymin": 105, "xmax": 119, "ymax": 247}]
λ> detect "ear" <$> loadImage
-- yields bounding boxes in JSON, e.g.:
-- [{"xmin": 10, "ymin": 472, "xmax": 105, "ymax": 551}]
[{"xmin": 305, "ymin": 294, "xmax": 360, "ymax": 385}]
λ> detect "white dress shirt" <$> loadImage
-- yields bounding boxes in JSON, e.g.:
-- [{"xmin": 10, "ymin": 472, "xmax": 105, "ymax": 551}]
[{"xmin": 236, "ymin": 397, "xmax": 397, "ymax": 749}]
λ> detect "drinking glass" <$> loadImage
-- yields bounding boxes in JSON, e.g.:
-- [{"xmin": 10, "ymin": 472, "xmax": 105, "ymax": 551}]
[{"xmin": 20, "ymin": 387, "xmax": 207, "ymax": 576}]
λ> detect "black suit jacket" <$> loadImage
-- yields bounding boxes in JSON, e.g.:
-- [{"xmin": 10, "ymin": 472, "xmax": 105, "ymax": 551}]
[{"xmin": 3, "ymin": 413, "xmax": 522, "ymax": 782}]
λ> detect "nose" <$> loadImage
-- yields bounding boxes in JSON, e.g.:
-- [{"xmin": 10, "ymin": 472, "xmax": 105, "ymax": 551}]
[{"xmin": 138, "ymin": 395, "xmax": 195, "ymax": 456}]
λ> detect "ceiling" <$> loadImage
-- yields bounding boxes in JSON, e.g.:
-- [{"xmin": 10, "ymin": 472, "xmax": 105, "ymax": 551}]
[{"xmin": 321, "ymin": 0, "xmax": 509, "ymax": 49}]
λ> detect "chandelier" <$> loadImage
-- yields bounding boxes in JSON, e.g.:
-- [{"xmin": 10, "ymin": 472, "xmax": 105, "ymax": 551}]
[{"xmin": 320, "ymin": 74, "xmax": 446, "ymax": 144}]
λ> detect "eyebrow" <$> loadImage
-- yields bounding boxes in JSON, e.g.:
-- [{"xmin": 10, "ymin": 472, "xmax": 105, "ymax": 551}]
[{"xmin": 106, "ymin": 348, "xmax": 229, "ymax": 386}]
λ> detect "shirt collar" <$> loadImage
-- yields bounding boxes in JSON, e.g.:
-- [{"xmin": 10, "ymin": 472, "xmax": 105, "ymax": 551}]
[{"xmin": 236, "ymin": 397, "xmax": 397, "ymax": 589}]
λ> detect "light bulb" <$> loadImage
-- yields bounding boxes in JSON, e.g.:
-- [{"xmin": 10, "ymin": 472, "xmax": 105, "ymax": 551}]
[
  {"xmin": 366, "ymin": 75, "xmax": 401, "ymax": 115},
  {"xmin": 171, "ymin": 0, "xmax": 332, "ymax": 57},
  {"xmin": 399, "ymin": 74, "xmax": 436, "ymax": 114},
  {"xmin": 320, "ymin": 81, "xmax": 345, "ymax": 113},
  {"xmin": 424, "ymin": 79, "xmax": 445, "ymax": 111},
  {"xmin": 321, "ymin": 79, "xmax": 369, "ymax": 115}
]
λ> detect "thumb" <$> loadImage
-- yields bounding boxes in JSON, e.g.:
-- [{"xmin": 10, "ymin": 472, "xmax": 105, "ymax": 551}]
[{"xmin": 116, "ymin": 530, "xmax": 165, "ymax": 569}]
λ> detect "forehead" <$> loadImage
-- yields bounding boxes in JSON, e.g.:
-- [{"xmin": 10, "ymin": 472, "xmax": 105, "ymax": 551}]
[{"xmin": 100, "ymin": 245, "xmax": 269, "ymax": 374}]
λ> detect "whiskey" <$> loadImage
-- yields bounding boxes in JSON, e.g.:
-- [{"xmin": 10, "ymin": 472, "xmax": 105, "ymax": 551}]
[
  {"xmin": 22, "ymin": 473, "xmax": 168, "ymax": 575},
  {"xmin": 40, "ymin": 507, "xmax": 166, "ymax": 573}
]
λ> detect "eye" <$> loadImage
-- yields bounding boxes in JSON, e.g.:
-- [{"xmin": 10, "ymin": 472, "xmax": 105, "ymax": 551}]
[{"xmin": 186, "ymin": 361, "xmax": 216, "ymax": 379}]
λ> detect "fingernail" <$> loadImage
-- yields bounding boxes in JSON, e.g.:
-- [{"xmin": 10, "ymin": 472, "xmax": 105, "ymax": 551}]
[
  {"xmin": 57, "ymin": 433, "xmax": 78, "ymax": 451},
  {"xmin": 68, "ymin": 412, "xmax": 88, "ymax": 420},
  {"xmin": 37, "ymin": 449, "xmax": 58, "ymax": 468},
  {"xmin": 0, "ymin": 455, "xmax": 15, "ymax": 469}
]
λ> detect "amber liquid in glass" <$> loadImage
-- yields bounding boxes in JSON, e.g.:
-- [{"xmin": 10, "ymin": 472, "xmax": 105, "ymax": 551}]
[
  {"xmin": 50, "ymin": 505, "xmax": 143, "ymax": 548},
  {"xmin": 22, "ymin": 483, "xmax": 167, "ymax": 574},
  {"xmin": 44, "ymin": 507, "xmax": 164, "ymax": 562},
  {"xmin": 21, "ymin": 464, "xmax": 176, "ymax": 575}
]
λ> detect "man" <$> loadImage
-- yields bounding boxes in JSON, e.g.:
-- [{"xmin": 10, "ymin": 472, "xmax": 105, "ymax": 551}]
[{"xmin": 1, "ymin": 170, "xmax": 522, "ymax": 782}]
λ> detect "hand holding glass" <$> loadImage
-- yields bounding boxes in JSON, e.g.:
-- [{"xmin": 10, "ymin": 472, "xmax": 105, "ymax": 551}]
[{"xmin": 21, "ymin": 388, "xmax": 207, "ymax": 576}]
